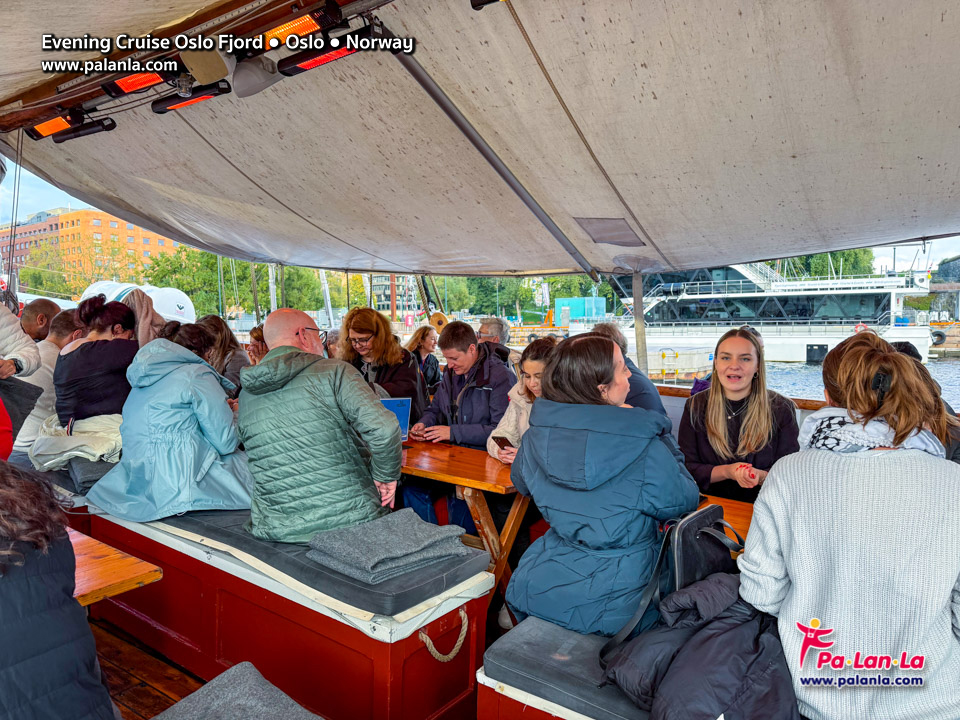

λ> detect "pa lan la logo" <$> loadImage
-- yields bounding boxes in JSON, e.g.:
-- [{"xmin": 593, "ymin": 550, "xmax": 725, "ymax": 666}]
[{"xmin": 797, "ymin": 618, "xmax": 925, "ymax": 671}]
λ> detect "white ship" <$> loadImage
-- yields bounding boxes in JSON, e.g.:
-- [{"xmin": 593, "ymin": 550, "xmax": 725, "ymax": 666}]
[{"xmin": 571, "ymin": 262, "xmax": 932, "ymax": 366}]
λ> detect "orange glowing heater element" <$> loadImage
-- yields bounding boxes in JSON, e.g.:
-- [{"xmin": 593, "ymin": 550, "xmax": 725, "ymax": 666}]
[
  {"xmin": 166, "ymin": 95, "xmax": 215, "ymax": 110},
  {"xmin": 32, "ymin": 117, "xmax": 71, "ymax": 137},
  {"xmin": 298, "ymin": 47, "xmax": 357, "ymax": 70},
  {"xmin": 264, "ymin": 15, "xmax": 321, "ymax": 48},
  {"xmin": 115, "ymin": 73, "xmax": 165, "ymax": 93}
]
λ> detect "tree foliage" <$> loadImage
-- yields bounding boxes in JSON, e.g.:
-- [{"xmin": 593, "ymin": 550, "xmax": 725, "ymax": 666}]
[
  {"xmin": 775, "ymin": 248, "xmax": 875, "ymax": 278},
  {"xmin": 21, "ymin": 237, "xmax": 143, "ymax": 299},
  {"xmin": 145, "ymin": 246, "xmax": 337, "ymax": 318}
]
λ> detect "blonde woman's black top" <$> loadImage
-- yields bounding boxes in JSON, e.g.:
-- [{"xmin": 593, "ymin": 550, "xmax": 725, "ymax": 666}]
[{"xmin": 677, "ymin": 390, "xmax": 800, "ymax": 502}]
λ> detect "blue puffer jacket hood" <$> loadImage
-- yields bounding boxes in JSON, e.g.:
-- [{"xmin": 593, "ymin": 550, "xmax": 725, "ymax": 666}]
[
  {"xmin": 524, "ymin": 399, "xmax": 673, "ymax": 491},
  {"xmin": 127, "ymin": 339, "xmax": 235, "ymax": 393}
]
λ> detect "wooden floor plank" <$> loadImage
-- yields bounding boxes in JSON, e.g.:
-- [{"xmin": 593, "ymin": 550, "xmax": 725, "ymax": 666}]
[
  {"xmin": 113, "ymin": 684, "xmax": 176, "ymax": 718},
  {"xmin": 114, "ymin": 699, "xmax": 147, "ymax": 720},
  {"xmin": 99, "ymin": 657, "xmax": 141, "ymax": 695},
  {"xmin": 91, "ymin": 622, "xmax": 203, "ymax": 701}
]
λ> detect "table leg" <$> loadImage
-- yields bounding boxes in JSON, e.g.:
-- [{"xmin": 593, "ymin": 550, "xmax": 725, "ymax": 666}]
[
  {"xmin": 489, "ymin": 494, "xmax": 529, "ymax": 596},
  {"xmin": 457, "ymin": 486, "xmax": 501, "ymax": 559},
  {"xmin": 458, "ymin": 488, "xmax": 530, "ymax": 601}
]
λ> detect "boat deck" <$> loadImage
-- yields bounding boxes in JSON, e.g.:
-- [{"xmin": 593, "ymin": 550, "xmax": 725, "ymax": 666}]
[{"xmin": 91, "ymin": 620, "xmax": 204, "ymax": 719}]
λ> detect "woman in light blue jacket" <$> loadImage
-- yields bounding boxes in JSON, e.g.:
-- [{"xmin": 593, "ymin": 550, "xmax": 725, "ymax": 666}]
[{"xmin": 87, "ymin": 322, "xmax": 253, "ymax": 522}]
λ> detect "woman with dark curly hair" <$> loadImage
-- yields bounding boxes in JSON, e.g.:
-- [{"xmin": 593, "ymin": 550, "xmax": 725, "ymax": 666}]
[
  {"xmin": 0, "ymin": 462, "xmax": 118, "ymax": 719},
  {"xmin": 340, "ymin": 307, "xmax": 427, "ymax": 422}
]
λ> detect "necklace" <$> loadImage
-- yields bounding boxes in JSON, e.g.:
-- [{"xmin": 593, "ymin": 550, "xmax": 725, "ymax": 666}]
[{"xmin": 726, "ymin": 401, "xmax": 748, "ymax": 421}]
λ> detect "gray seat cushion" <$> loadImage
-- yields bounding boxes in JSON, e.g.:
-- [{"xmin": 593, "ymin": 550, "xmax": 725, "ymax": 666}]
[
  {"xmin": 154, "ymin": 662, "xmax": 321, "ymax": 719},
  {"xmin": 158, "ymin": 510, "xmax": 490, "ymax": 616},
  {"xmin": 68, "ymin": 458, "xmax": 113, "ymax": 494},
  {"xmin": 484, "ymin": 618, "xmax": 648, "ymax": 720}
]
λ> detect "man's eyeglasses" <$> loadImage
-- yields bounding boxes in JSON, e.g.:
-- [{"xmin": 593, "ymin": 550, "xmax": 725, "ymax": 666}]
[
  {"xmin": 297, "ymin": 327, "xmax": 327, "ymax": 343},
  {"xmin": 349, "ymin": 334, "xmax": 374, "ymax": 346}
]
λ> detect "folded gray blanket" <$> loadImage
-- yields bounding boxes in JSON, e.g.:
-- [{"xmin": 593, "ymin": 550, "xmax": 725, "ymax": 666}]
[{"xmin": 306, "ymin": 508, "xmax": 471, "ymax": 585}]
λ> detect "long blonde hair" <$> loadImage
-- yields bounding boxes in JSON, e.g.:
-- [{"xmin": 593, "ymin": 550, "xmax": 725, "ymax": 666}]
[
  {"xmin": 197, "ymin": 314, "xmax": 241, "ymax": 374},
  {"xmin": 404, "ymin": 325, "xmax": 434, "ymax": 354},
  {"xmin": 698, "ymin": 327, "xmax": 780, "ymax": 459}
]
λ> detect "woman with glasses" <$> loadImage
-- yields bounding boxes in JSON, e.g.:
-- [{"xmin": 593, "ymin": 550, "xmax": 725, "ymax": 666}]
[
  {"xmin": 340, "ymin": 308, "xmax": 427, "ymax": 422},
  {"xmin": 678, "ymin": 326, "xmax": 799, "ymax": 502}
]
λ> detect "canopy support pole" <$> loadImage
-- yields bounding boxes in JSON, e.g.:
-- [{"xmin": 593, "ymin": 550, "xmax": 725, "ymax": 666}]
[
  {"xmin": 319, "ymin": 270, "xmax": 335, "ymax": 327},
  {"xmin": 632, "ymin": 271, "xmax": 648, "ymax": 374},
  {"xmin": 386, "ymin": 26, "xmax": 598, "ymax": 281},
  {"xmin": 250, "ymin": 262, "xmax": 261, "ymax": 324},
  {"xmin": 267, "ymin": 264, "xmax": 278, "ymax": 312},
  {"xmin": 217, "ymin": 255, "xmax": 224, "ymax": 317}
]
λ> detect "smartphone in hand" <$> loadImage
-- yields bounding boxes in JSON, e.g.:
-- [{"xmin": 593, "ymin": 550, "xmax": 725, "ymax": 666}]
[{"xmin": 492, "ymin": 436, "xmax": 515, "ymax": 450}]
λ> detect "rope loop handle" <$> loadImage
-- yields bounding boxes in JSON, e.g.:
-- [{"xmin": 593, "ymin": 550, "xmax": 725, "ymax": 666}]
[{"xmin": 418, "ymin": 607, "xmax": 468, "ymax": 663}]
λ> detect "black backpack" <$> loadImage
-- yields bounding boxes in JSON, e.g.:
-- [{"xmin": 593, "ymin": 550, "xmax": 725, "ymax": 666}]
[{"xmin": 599, "ymin": 503, "xmax": 744, "ymax": 669}]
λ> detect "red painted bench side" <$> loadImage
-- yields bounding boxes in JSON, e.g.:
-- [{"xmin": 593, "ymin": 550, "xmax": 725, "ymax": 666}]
[{"xmin": 88, "ymin": 515, "xmax": 486, "ymax": 720}]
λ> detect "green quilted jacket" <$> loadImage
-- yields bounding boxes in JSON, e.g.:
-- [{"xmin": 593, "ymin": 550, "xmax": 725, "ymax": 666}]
[{"xmin": 237, "ymin": 346, "xmax": 402, "ymax": 543}]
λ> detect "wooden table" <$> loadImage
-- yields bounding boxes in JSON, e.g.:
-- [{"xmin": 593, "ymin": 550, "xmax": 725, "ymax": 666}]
[
  {"xmin": 700, "ymin": 495, "xmax": 755, "ymax": 544},
  {"xmin": 71, "ymin": 528, "xmax": 163, "ymax": 606},
  {"xmin": 402, "ymin": 441, "xmax": 529, "ymax": 599}
]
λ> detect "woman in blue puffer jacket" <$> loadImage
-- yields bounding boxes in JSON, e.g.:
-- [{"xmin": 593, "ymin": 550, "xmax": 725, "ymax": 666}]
[
  {"xmin": 506, "ymin": 334, "xmax": 700, "ymax": 636},
  {"xmin": 87, "ymin": 322, "xmax": 253, "ymax": 522}
]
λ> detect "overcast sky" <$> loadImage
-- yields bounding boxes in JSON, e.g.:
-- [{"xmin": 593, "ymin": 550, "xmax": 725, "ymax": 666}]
[{"xmin": 3, "ymin": 162, "xmax": 960, "ymax": 271}]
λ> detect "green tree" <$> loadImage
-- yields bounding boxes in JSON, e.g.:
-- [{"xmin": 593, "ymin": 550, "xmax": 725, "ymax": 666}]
[
  {"xmin": 22, "ymin": 238, "xmax": 144, "ymax": 299},
  {"xmin": 146, "ymin": 247, "xmax": 329, "ymax": 318},
  {"xmin": 776, "ymin": 248, "xmax": 875, "ymax": 278},
  {"xmin": 430, "ymin": 276, "xmax": 473, "ymax": 313},
  {"xmin": 19, "ymin": 244, "xmax": 75, "ymax": 299}
]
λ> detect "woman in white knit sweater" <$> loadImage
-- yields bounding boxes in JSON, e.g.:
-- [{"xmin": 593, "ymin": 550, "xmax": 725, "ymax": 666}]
[
  {"xmin": 487, "ymin": 337, "xmax": 557, "ymax": 463},
  {"xmin": 739, "ymin": 332, "xmax": 960, "ymax": 720}
]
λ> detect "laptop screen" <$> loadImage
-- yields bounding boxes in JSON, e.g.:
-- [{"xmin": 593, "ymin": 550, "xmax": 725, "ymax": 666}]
[{"xmin": 380, "ymin": 398, "xmax": 412, "ymax": 441}]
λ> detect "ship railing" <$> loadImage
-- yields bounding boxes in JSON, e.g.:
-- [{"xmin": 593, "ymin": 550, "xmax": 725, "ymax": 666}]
[
  {"xmin": 668, "ymin": 279, "xmax": 764, "ymax": 296},
  {"xmin": 733, "ymin": 261, "xmax": 783, "ymax": 287},
  {"xmin": 769, "ymin": 274, "xmax": 917, "ymax": 292},
  {"xmin": 642, "ymin": 318, "xmax": 902, "ymax": 337}
]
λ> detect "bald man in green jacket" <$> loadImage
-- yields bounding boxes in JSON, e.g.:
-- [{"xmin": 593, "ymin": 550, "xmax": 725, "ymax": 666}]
[{"xmin": 238, "ymin": 309, "xmax": 402, "ymax": 543}]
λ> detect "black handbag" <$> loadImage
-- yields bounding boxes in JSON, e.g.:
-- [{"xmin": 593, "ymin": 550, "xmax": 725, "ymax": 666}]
[
  {"xmin": 599, "ymin": 504, "xmax": 744, "ymax": 669},
  {"xmin": 0, "ymin": 376, "xmax": 43, "ymax": 440}
]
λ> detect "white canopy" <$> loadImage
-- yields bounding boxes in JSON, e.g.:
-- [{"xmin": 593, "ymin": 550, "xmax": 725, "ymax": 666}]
[{"xmin": 3, "ymin": 0, "xmax": 960, "ymax": 275}]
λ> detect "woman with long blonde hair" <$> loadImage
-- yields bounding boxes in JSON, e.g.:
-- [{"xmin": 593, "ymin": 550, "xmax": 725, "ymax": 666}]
[
  {"xmin": 404, "ymin": 325, "xmax": 441, "ymax": 393},
  {"xmin": 739, "ymin": 331, "xmax": 960, "ymax": 720},
  {"xmin": 341, "ymin": 307, "xmax": 427, "ymax": 422},
  {"xmin": 678, "ymin": 326, "xmax": 799, "ymax": 501},
  {"xmin": 197, "ymin": 314, "xmax": 250, "ymax": 397}
]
